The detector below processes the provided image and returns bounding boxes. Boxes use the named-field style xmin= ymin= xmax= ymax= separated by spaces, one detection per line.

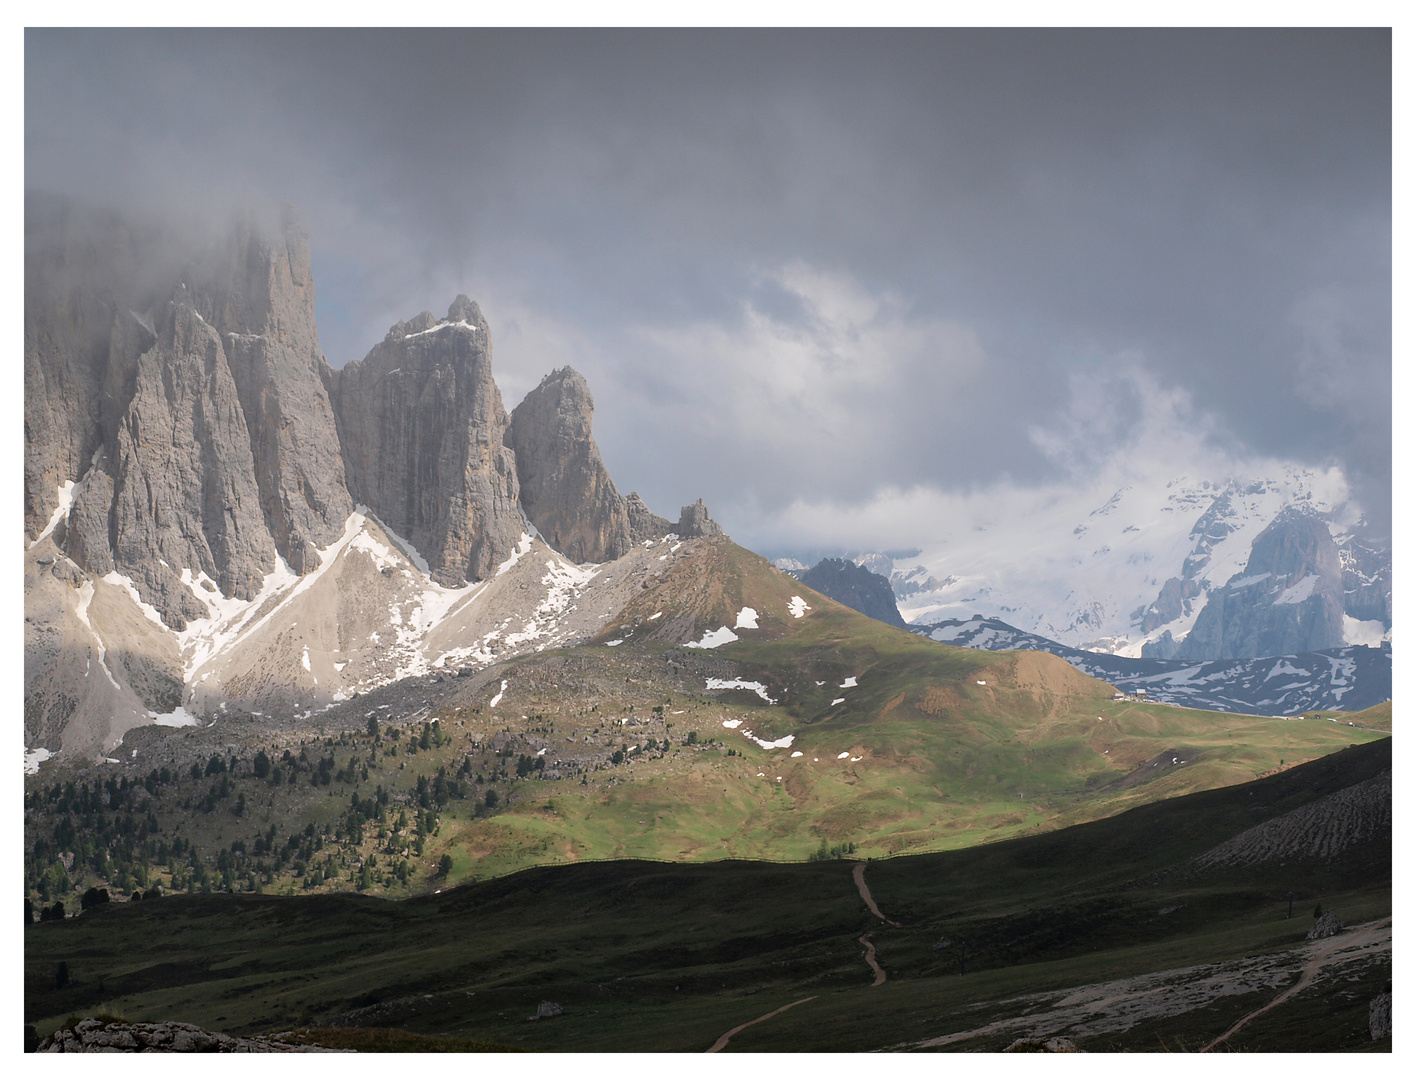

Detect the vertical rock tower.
xmin=328 ymin=296 xmax=524 ymax=585
xmin=507 ymin=367 xmax=632 ymax=564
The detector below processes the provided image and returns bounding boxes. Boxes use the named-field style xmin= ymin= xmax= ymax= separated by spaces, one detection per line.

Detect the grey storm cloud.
xmin=25 ymin=28 xmax=1391 ymax=541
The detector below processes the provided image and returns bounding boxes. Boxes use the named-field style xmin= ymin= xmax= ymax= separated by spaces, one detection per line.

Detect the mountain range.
xmin=23 ymin=201 xmax=1392 ymax=1053
xmin=25 ymin=199 xmax=1393 ymax=765
xmin=777 ymin=471 xmax=1391 ymax=663
xmin=24 ymin=199 xmax=721 ymax=762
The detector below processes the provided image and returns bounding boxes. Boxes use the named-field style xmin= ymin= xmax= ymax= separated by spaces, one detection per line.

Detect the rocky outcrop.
xmin=1306 ymin=910 xmax=1345 ymax=941
xmin=507 ymin=367 xmax=631 ymax=564
xmin=36 ymin=1019 xmax=346 ymax=1052
xmin=1177 ymin=507 xmax=1345 ymax=660
xmin=799 ymin=558 xmax=907 ymax=628
xmin=1369 ymin=990 xmax=1391 ymax=1039
xmin=626 ymin=492 xmax=675 ymax=544
xmin=1004 ymin=1036 xmax=1085 ymax=1052
xmin=677 ymin=498 xmax=724 ymax=539
xmin=329 ymin=297 xmax=523 ymax=586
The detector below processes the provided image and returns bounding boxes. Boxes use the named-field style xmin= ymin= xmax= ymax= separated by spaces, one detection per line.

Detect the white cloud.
xmin=750 ymin=358 xmax=1358 ymax=555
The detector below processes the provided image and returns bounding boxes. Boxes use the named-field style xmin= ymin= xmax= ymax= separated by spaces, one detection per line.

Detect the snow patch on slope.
xmin=706 ymin=677 xmax=777 ymax=704
xmin=74 ymin=581 xmax=120 ymax=689
xmin=1343 ymin=615 xmax=1388 ymax=648
xmin=684 ymin=626 xmax=739 ymax=649
xmin=29 ymin=480 xmax=77 ymax=549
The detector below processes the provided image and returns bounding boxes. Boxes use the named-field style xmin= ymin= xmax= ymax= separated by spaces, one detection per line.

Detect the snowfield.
xmin=889 ymin=467 xmax=1363 ymax=657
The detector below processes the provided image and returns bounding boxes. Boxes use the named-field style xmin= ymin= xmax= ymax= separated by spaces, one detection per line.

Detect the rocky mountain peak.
xmin=26 ymin=201 xmax=352 ymax=628
xmin=798 ymin=557 xmax=907 ymax=628
xmin=625 ymin=492 xmax=675 ymax=544
xmin=1176 ymin=504 xmax=1345 ymax=660
xmin=447 ymin=294 xmax=483 ymax=324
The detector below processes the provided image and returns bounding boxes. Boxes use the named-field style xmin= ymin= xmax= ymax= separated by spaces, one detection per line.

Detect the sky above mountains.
xmin=25 ymin=28 xmax=1392 ymax=549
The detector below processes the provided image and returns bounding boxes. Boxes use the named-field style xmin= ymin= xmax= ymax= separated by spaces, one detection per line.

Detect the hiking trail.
xmin=1200 ymin=917 xmax=1393 ymax=1052
xmin=705 ymin=996 xmax=817 ymax=1053
xmin=853 ymin=861 xmax=901 ymax=927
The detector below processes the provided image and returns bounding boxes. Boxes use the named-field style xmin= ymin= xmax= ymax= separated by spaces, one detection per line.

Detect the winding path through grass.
xmin=853 ymin=861 xmax=901 ymax=926
xmin=1199 ymin=917 xmax=1393 ymax=1052
xmin=859 ymin=934 xmax=887 ymax=986
xmin=705 ymin=996 xmax=818 ymax=1053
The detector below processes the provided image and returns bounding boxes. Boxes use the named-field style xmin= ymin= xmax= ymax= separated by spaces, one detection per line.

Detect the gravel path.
xmin=860 ymin=933 xmax=887 ymax=986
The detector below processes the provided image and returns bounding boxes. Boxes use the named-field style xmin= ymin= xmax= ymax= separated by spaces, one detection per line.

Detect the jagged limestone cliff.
xmin=328 ymin=296 xmax=523 ymax=586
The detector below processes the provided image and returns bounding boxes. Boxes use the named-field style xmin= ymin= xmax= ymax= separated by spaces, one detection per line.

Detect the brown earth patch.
xmin=1007 ymin=651 xmax=1107 ymax=701
xmin=916 ymin=686 xmax=961 ymax=717
xmin=878 ymin=691 xmax=907 ymax=719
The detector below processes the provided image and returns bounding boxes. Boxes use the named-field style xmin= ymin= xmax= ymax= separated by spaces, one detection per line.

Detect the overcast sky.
xmin=24 ymin=28 xmax=1392 ymax=550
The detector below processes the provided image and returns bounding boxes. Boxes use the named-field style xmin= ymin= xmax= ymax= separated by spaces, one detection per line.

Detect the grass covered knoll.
xmin=1295 ymin=700 xmax=1391 ymax=732
xmin=25 ymin=738 xmax=1390 ymax=1052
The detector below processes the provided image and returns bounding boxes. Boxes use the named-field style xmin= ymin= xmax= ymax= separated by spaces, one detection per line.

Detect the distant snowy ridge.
xmin=858 ymin=468 xmax=1388 ymax=658
xmin=917 ymin=615 xmax=1390 ymax=715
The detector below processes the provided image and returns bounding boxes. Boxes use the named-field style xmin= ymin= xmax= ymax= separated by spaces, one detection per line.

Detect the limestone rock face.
xmin=24 ymin=196 xmax=163 ymax=542
xmin=507 ymin=367 xmax=631 ymax=564
xmin=105 ymin=298 xmax=276 ymax=626
xmin=626 ymin=491 xmax=675 ymax=544
xmin=1340 ymin=532 xmax=1392 ymax=627
xmin=25 ymin=201 xmax=353 ymax=628
xmin=329 ymin=296 xmax=523 ymax=585
xmin=189 ymin=210 xmax=354 ymax=572
xmin=677 ymin=498 xmax=724 ymax=539
xmin=1177 ymin=507 xmax=1346 ymax=660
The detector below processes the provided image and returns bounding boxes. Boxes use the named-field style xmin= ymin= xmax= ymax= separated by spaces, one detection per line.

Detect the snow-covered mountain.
xmin=878 ymin=469 xmax=1389 ymax=658
xmin=917 ymin=616 xmax=1390 ymax=716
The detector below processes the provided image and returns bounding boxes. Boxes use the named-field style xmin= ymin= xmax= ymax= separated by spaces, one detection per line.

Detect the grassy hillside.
xmin=25 ymin=738 xmax=1391 ymax=1052
xmin=23 ymin=538 xmax=1387 ymax=903
xmin=1296 ymin=700 xmax=1391 ymax=732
